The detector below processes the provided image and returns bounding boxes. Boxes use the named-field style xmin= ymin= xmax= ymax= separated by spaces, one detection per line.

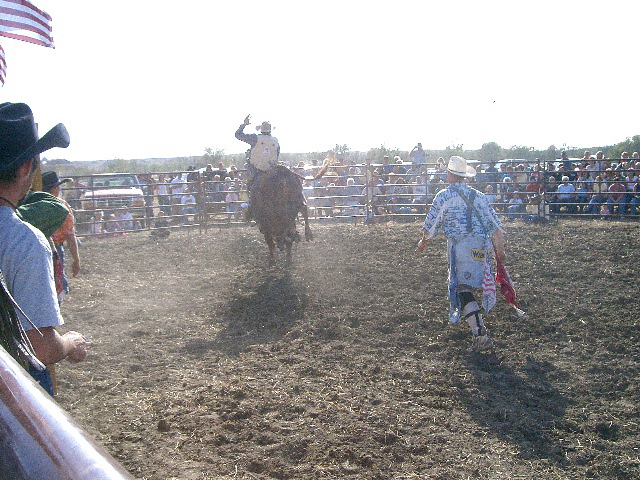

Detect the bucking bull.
xmin=252 ymin=159 xmax=330 ymax=264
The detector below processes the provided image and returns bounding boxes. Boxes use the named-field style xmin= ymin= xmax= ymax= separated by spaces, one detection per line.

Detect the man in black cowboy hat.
xmin=0 ymin=102 xmax=87 ymax=396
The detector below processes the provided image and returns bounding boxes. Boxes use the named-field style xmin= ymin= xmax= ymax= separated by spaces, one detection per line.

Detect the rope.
xmin=0 ymin=271 xmax=44 ymax=371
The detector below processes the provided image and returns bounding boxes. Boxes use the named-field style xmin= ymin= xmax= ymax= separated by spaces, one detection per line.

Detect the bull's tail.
xmin=291 ymin=153 xmax=335 ymax=181
xmin=311 ymin=154 xmax=334 ymax=180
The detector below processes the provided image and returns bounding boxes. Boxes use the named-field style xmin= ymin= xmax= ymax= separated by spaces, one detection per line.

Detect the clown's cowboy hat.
xmin=0 ymin=102 xmax=70 ymax=173
xmin=447 ymin=156 xmax=476 ymax=178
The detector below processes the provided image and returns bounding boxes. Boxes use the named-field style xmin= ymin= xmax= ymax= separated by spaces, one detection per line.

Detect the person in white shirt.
xmin=0 ymin=102 xmax=87 ymax=396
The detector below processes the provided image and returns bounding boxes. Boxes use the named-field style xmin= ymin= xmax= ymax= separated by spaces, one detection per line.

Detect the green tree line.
xmin=46 ymin=135 xmax=640 ymax=177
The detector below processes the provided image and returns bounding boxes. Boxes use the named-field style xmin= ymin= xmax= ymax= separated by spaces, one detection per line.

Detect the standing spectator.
xmin=214 ymin=162 xmax=230 ymax=180
xmin=156 ymin=173 xmax=172 ymax=215
xmin=186 ymin=166 xmax=199 ymax=183
xmin=381 ymin=155 xmax=393 ymax=180
xmin=202 ymin=163 xmax=215 ymax=183
xmin=515 ymin=164 xmax=529 ymax=185
xmin=545 ymin=162 xmax=557 ymax=181
xmin=417 ymin=156 xmax=506 ymax=353
xmin=409 ymin=143 xmax=427 ymax=165
xmin=560 ymin=150 xmax=573 ymax=171
xmin=139 ymin=173 xmax=157 ymax=223
xmin=594 ymin=151 xmax=606 ymax=177
xmin=616 ymin=152 xmax=631 ymax=171
xmin=0 ymin=102 xmax=87 ymax=396
xmin=484 ymin=161 xmax=500 ymax=188
xmin=63 ymin=177 xmax=83 ymax=211
xmin=42 ymin=171 xmax=81 ymax=302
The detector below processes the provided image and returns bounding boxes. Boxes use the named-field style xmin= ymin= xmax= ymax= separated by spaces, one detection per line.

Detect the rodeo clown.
xmin=234 ymin=114 xmax=280 ymax=220
xmin=417 ymin=156 xmax=507 ymax=353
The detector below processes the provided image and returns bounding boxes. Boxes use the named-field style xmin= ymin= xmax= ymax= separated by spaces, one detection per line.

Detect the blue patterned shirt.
xmin=421 ymin=183 xmax=503 ymax=239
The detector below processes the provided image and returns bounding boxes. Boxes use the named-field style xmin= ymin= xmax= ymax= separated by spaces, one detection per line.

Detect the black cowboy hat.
xmin=42 ymin=170 xmax=71 ymax=192
xmin=0 ymin=102 xmax=70 ymax=173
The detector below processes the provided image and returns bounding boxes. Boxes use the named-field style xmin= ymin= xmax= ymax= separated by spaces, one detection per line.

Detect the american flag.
xmin=494 ymin=249 xmax=526 ymax=318
xmin=481 ymin=256 xmax=497 ymax=314
xmin=0 ymin=45 xmax=5 ymax=85
xmin=0 ymin=0 xmax=54 ymax=48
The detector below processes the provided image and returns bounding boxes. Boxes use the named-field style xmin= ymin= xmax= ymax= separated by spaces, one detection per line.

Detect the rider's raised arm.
xmin=235 ymin=123 xmax=258 ymax=147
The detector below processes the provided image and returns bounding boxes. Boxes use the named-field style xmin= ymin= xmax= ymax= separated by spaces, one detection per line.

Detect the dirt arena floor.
xmin=56 ymin=219 xmax=639 ymax=479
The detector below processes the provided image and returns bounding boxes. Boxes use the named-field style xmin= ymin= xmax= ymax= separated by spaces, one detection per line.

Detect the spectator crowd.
xmin=62 ymin=150 xmax=640 ymax=235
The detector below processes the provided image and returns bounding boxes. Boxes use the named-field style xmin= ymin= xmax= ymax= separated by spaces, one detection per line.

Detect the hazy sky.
xmin=2 ymin=1 xmax=639 ymax=162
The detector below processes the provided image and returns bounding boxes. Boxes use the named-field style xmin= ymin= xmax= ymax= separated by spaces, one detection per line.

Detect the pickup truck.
xmin=80 ymin=173 xmax=146 ymax=216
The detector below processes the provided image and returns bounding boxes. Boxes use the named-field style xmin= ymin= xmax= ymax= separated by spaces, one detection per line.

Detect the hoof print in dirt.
xmin=157 ymin=419 xmax=171 ymax=433
xmin=594 ymin=422 xmax=619 ymax=440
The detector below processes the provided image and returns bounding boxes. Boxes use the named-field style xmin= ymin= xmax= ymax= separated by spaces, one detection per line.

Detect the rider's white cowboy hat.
xmin=256 ymin=121 xmax=273 ymax=134
xmin=447 ymin=156 xmax=476 ymax=178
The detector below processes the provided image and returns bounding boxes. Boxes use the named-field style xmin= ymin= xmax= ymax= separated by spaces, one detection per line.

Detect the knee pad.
xmin=461 ymin=300 xmax=486 ymax=337
xmin=459 ymin=291 xmax=476 ymax=308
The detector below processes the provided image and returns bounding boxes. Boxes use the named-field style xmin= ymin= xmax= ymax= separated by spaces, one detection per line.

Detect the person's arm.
xmin=26 ymin=327 xmax=87 ymax=365
xmin=416 ymin=233 xmax=430 ymax=253
xmin=66 ymin=233 xmax=80 ymax=276
xmin=491 ymin=228 xmax=507 ymax=264
xmin=235 ymin=114 xmax=257 ymax=147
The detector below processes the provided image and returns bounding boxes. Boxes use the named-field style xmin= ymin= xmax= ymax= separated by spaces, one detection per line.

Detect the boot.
xmin=469 ymin=334 xmax=494 ymax=353
xmin=462 ymin=301 xmax=494 ymax=353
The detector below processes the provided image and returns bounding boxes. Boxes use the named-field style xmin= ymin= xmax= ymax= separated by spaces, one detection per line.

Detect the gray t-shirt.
xmin=0 ymin=206 xmax=64 ymax=331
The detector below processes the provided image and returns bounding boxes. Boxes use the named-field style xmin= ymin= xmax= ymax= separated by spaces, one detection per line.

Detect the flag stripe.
xmin=0 ymin=17 xmax=51 ymax=38
xmin=0 ymin=0 xmax=51 ymax=20
xmin=0 ymin=5 xmax=52 ymax=31
xmin=0 ymin=0 xmax=53 ymax=47
xmin=0 ymin=45 xmax=6 ymax=85
xmin=0 ymin=29 xmax=49 ymax=47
